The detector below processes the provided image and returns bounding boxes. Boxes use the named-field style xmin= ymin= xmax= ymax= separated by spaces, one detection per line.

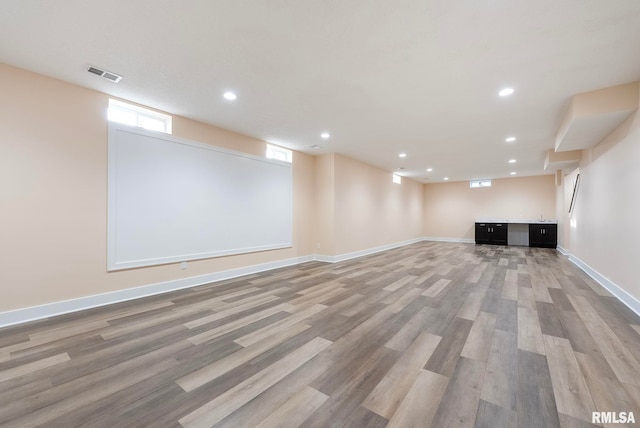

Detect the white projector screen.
xmin=107 ymin=124 xmax=292 ymax=271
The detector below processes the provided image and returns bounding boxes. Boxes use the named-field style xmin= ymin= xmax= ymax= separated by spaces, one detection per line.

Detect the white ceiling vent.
xmin=87 ymin=65 xmax=122 ymax=83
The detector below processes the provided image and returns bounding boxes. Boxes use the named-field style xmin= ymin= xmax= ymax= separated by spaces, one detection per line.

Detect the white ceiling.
xmin=1 ymin=1 xmax=640 ymax=183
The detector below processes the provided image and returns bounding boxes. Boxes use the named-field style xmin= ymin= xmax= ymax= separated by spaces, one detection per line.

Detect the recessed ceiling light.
xmin=310 ymin=145 xmax=322 ymax=149
xmin=508 ymin=159 xmax=517 ymax=164
xmin=443 ymin=177 xmax=449 ymax=181
xmin=510 ymin=172 xmax=517 ymax=175
xmin=426 ymin=168 xmax=433 ymax=172
xmin=505 ymin=137 xmax=516 ymax=142
xmin=499 ymin=87 xmax=514 ymax=97
xmin=397 ymin=167 xmax=405 ymax=170
xmin=320 ymin=132 xmax=330 ymax=139
xmin=399 ymin=153 xmax=407 ymax=158
xmin=223 ymin=91 xmax=237 ymax=100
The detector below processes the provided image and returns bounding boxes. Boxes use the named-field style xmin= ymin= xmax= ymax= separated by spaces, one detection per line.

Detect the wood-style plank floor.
xmin=1 ymin=242 xmax=640 ymax=427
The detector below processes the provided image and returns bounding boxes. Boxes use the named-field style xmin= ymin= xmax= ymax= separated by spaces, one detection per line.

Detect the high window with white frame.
xmin=108 ymin=99 xmax=172 ymax=134
xmin=266 ymin=144 xmax=292 ymax=163
xmin=470 ymin=179 xmax=492 ymax=188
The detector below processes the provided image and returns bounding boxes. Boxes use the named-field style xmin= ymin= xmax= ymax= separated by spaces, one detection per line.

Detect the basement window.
xmin=266 ymin=144 xmax=292 ymax=163
xmin=393 ymin=174 xmax=402 ymax=184
xmin=108 ymin=99 xmax=172 ymax=134
xmin=470 ymin=179 xmax=492 ymax=188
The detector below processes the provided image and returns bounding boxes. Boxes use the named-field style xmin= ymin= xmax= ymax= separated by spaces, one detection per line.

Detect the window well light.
xmin=508 ymin=159 xmax=517 ymax=164
xmin=399 ymin=153 xmax=407 ymax=158
xmin=108 ymin=98 xmax=172 ymax=134
xmin=266 ymin=144 xmax=292 ymax=163
xmin=499 ymin=87 xmax=514 ymax=97
xmin=223 ymin=91 xmax=237 ymax=101
xmin=505 ymin=137 xmax=516 ymax=142
xmin=320 ymin=132 xmax=330 ymax=139
xmin=470 ymin=179 xmax=492 ymax=188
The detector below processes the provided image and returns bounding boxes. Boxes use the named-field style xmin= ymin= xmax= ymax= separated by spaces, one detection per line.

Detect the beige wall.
xmin=0 ymin=63 xmax=425 ymax=313
xmin=6 ymin=60 xmax=633 ymax=315
xmin=556 ymin=168 xmax=580 ymax=250
xmin=555 ymin=172 xmax=565 ymax=249
xmin=0 ymin=63 xmax=316 ymax=312
xmin=311 ymin=153 xmax=424 ymax=257
xmin=314 ymin=154 xmax=335 ymax=255
xmin=565 ymin=87 xmax=640 ymax=301
xmin=423 ymin=175 xmax=556 ymax=240
xmin=332 ymin=154 xmax=424 ymax=255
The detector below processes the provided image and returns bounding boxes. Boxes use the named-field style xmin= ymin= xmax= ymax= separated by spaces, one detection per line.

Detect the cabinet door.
xmin=491 ymin=223 xmax=508 ymax=245
xmin=541 ymin=224 xmax=557 ymax=248
xmin=475 ymin=223 xmax=490 ymax=244
xmin=529 ymin=224 xmax=553 ymax=247
xmin=529 ymin=224 xmax=542 ymax=246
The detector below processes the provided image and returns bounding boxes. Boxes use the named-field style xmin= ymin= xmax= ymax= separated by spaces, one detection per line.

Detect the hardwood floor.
xmin=1 ymin=241 xmax=640 ymax=427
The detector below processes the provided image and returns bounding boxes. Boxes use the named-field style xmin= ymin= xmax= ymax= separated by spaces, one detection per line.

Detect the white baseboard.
xmin=423 ymin=236 xmax=475 ymax=244
xmin=314 ymin=238 xmax=424 ymax=263
xmin=0 ymin=236 xmax=425 ymax=328
xmin=11 ymin=236 xmax=611 ymax=329
xmin=0 ymin=255 xmax=314 ymax=329
xmin=556 ymin=245 xmax=570 ymax=255
xmin=568 ymin=254 xmax=640 ymax=317
xmin=313 ymin=254 xmax=336 ymax=263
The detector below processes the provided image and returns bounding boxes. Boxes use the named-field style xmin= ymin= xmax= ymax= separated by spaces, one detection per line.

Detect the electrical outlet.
xmin=181 ymin=261 xmax=187 ymax=270
xmin=316 ymin=243 xmax=321 ymax=249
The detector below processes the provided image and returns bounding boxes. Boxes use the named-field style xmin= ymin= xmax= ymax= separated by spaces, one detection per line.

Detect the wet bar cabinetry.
xmin=474 ymin=222 xmax=508 ymax=245
xmin=475 ymin=219 xmax=557 ymax=248
xmin=529 ymin=223 xmax=558 ymax=248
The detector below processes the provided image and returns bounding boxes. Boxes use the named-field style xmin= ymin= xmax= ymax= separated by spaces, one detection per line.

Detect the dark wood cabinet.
xmin=475 ymin=223 xmax=508 ymax=245
xmin=475 ymin=223 xmax=490 ymax=244
xmin=529 ymin=223 xmax=557 ymax=248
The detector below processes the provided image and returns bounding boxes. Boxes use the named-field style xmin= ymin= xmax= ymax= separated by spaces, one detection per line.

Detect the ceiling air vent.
xmin=87 ymin=65 xmax=122 ymax=83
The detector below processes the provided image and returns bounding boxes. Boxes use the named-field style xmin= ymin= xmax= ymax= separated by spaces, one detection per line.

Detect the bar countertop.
xmin=474 ymin=218 xmax=558 ymax=224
